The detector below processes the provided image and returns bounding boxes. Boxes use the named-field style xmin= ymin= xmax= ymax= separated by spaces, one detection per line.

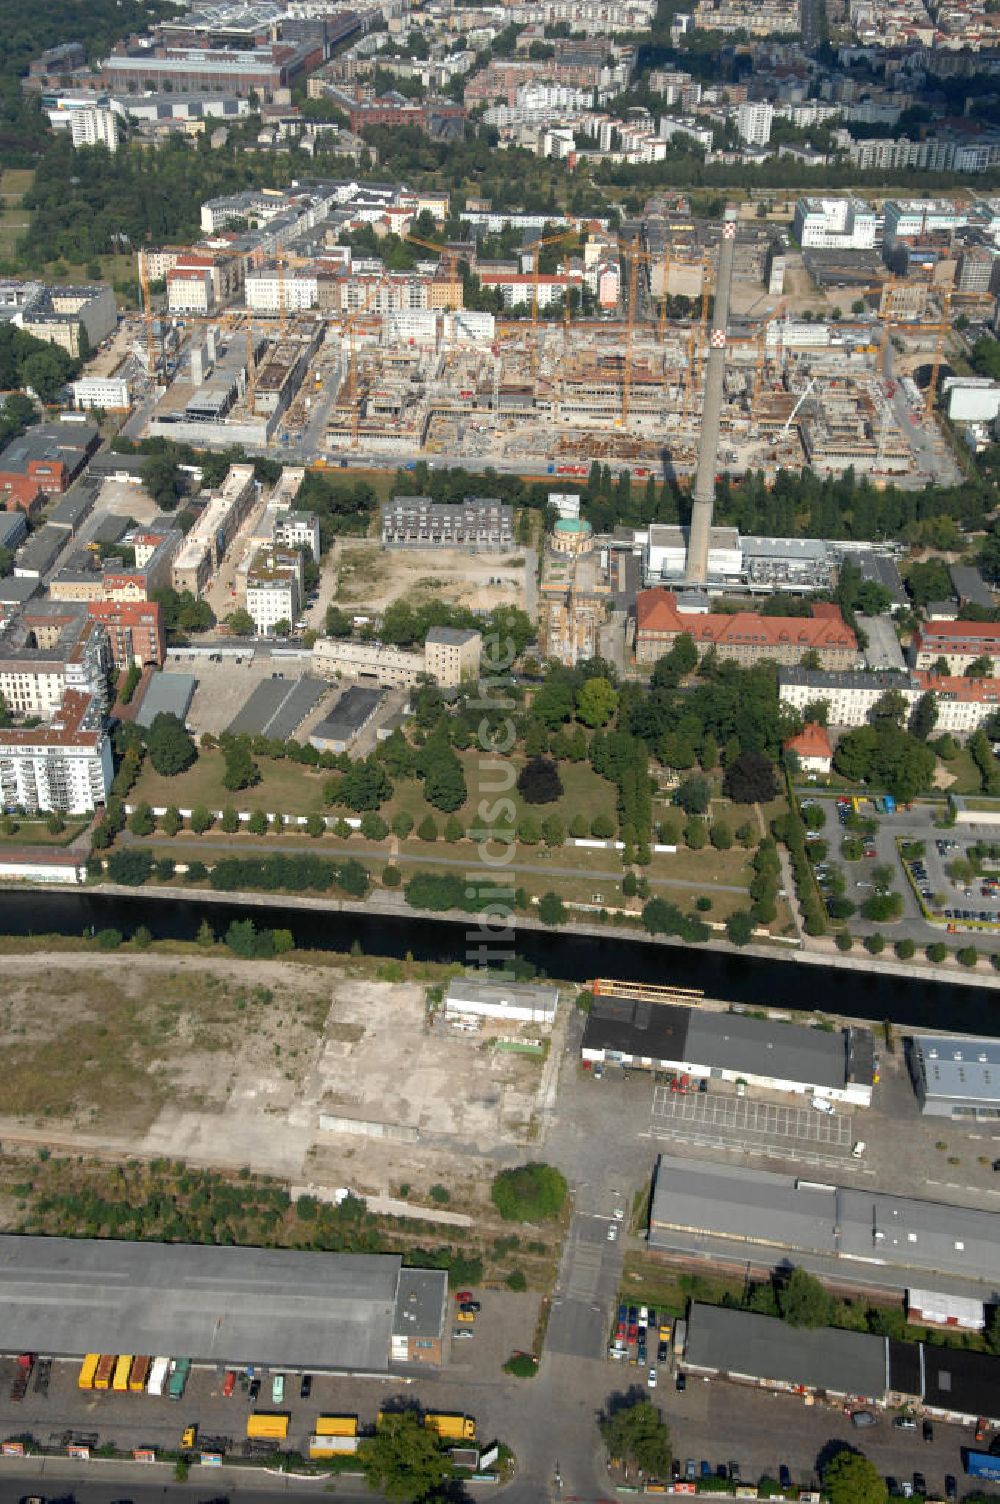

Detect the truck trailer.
xmin=147 ymin=1357 xmax=170 ymax=1397
xmin=130 ymin=1356 xmax=152 ymax=1392
xmin=168 ymin=1358 xmax=191 ymax=1401
xmin=247 ymin=1413 xmax=290 ymax=1440
xmin=315 ymin=1416 xmax=358 ymax=1436
xmin=112 ymin=1355 xmax=133 ymax=1392
xmin=424 ymin=1414 xmax=476 ymax=1441
xmin=94 ymin=1355 xmax=116 ymax=1391
xmin=78 ymin=1354 xmax=100 ymax=1391
xmin=309 ymin=1434 xmax=359 ymax=1458
xmin=965 ymin=1451 xmax=1000 ymax=1481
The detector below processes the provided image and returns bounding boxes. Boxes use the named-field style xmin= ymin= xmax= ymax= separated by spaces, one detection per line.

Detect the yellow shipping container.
xmin=247 ymin=1413 xmax=290 ymax=1440
xmin=112 ymin=1355 xmax=133 ymax=1392
xmin=315 ymin=1415 xmax=358 ymax=1437
xmin=78 ymin=1354 xmax=101 ymax=1391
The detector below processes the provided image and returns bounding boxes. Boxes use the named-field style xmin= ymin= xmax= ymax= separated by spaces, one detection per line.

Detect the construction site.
xmin=131 ymin=216 xmax=962 ymax=493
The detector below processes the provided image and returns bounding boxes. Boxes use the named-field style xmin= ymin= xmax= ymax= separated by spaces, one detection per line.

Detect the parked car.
xmin=647 ymin=1368 xmax=657 ymax=1389
xmin=452 ymin=1330 xmax=474 ymax=1340
xmin=913 ymin=1472 xmax=927 ymax=1497
xmin=851 ymin=1411 xmax=876 ymax=1427
xmin=300 ymin=1374 xmax=312 ymax=1400
xmin=685 ymin=1460 xmax=696 ymax=1481
xmin=922 ymin=1420 xmax=933 ymax=1444
xmin=460 ymin=1300 xmax=482 ymax=1313
xmin=812 ymin=1098 xmax=835 ymax=1114
xmin=945 ymin=1476 xmax=957 ymax=1501
xmin=779 ymin=1466 xmax=792 ymax=1491
xmin=456 ymin=1290 xmax=474 ymax=1303
xmin=894 ymin=1417 xmax=917 ymax=1430
xmin=456 ymin=1310 xmax=475 ymax=1324
xmin=607 ymin=1224 xmax=618 ymax=1241
xmin=657 ymin=1341 xmax=668 ymax=1363
xmin=272 ymin=1374 xmax=284 ymax=1404
xmin=222 ymin=1371 xmax=236 ymax=1398
xmin=248 ymin=1378 xmax=261 ymax=1403
xmin=676 ymin=1372 xmax=686 ymax=1392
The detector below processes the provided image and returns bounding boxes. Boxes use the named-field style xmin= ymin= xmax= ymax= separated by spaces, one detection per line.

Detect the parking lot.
xmin=650 ymin=1085 xmax=857 ymax=1165
xmin=801 ymin=794 xmax=1000 ymax=951
xmin=0 ymin=1285 xmax=540 ymax=1464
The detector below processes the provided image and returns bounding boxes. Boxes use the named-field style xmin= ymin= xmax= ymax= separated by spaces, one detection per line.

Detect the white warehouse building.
xmin=444 ymin=977 xmax=560 ymax=1025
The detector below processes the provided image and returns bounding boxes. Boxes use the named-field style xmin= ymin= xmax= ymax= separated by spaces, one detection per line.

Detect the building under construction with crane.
xmin=133 ymin=193 xmax=955 ymax=495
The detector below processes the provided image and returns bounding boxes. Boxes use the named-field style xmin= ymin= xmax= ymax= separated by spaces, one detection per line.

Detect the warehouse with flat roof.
xmin=909 ymin=1034 xmax=1000 ymax=1121
xmin=581 ymin=1000 xmax=873 ymax=1106
xmin=0 ymin=1237 xmax=441 ymax=1372
xmin=649 ymin=1154 xmax=1000 ymax=1293
xmin=682 ymin=1303 xmax=1000 ymax=1423
xmin=135 ymin=670 xmax=196 ymax=729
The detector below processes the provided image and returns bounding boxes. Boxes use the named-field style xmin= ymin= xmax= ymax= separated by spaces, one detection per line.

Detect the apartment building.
xmin=792 ymin=197 xmax=877 ymax=250
xmin=779 ymin=666 xmax=1000 ymax=735
xmin=312 ymin=638 xmax=425 ymax=688
xmin=736 ymin=101 xmax=774 ymax=145
xmin=71 ymin=374 xmax=131 ymax=412
xmin=17 ymin=285 xmax=117 ymax=358
xmin=0 ymin=603 xmax=109 ymax=718
xmin=381 ymin=496 xmax=513 ymax=551
xmin=273 ymin=510 xmax=321 ymax=559
xmin=70 ymin=106 xmax=121 ymax=153
xmin=171 ymin=464 xmax=257 ymax=596
xmin=245 ymin=548 xmax=303 ymax=635
xmin=0 ymin=690 xmax=113 ymax=814
xmin=911 ymin=619 xmax=1000 ymax=673
xmin=86 ymin=601 xmax=166 ymax=669
xmin=635 ymin=591 xmax=858 ymax=669
xmin=425 ymin=626 xmax=482 ymax=686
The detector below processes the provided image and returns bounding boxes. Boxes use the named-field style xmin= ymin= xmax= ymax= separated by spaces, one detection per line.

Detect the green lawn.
xmin=0 ymin=169 xmax=33 ymax=263
xmin=0 ymin=819 xmax=88 ymax=847
xmin=131 ymin=749 xmax=327 ymax=815
xmin=381 ymin=752 xmax=616 ymax=834
xmin=938 ymin=747 xmax=987 ymax=797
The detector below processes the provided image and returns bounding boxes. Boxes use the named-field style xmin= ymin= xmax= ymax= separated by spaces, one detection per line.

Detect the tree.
xmin=161 ymin=805 xmax=182 ymax=836
xmin=491 ymin=1162 xmax=568 ymax=1221
xmin=780 ymin=1266 xmax=836 ymax=1327
xmin=225 ymin=607 xmax=255 ymax=636
xmin=129 ymin=802 xmax=155 ymax=837
xmin=599 ymin=1399 xmax=672 ymax=1482
xmin=538 ymin=890 xmax=567 ymax=925
xmin=106 ymin=848 xmax=154 ymax=886
xmin=542 ymin=812 xmax=565 ymax=847
xmin=417 ymin=736 xmax=466 ymax=812
xmin=190 ymin=804 xmax=213 ymax=834
xmin=674 ymin=775 xmax=710 ymax=815
xmin=967 ymin=654 xmax=995 ymax=679
xmin=591 ymin=813 xmax=615 ymax=838
xmin=723 ymin=751 xmax=778 ymax=805
xmin=141 ymin=451 xmax=183 ymax=509
xmin=325 ymin=604 xmax=353 ymax=637
xmin=726 ymin=910 xmax=755 ymax=946
xmin=224 ymin=743 xmax=260 ymax=791
xmin=305 ymin=811 xmax=327 ymax=838
xmin=822 ymin=1448 xmax=888 ymax=1504
xmin=248 ymin=808 xmax=268 ymax=836
xmin=870 ymin=688 xmax=908 ymax=729
xmin=220 ymin=805 xmax=240 ymax=834
xmin=910 ymin=691 xmax=938 ymax=741
xmin=357 ymin=1411 xmax=454 ymax=1504
xmin=330 ymin=759 xmax=393 ymax=811
xmin=576 ymin=675 xmax=618 ymax=728
xmin=145 ymin=711 xmax=195 ymax=776
xmin=518 ymin=756 xmax=564 ymax=805
xmin=444 ymin=814 xmax=464 ymax=842
xmin=417 ymin=815 xmax=437 ymax=842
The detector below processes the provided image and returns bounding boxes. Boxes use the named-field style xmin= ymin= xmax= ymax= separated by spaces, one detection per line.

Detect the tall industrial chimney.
xmin=685 ymin=206 xmax=739 ymax=585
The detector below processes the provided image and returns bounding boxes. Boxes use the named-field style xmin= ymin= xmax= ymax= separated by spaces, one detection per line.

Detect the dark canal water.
xmin=2 ymin=888 xmax=999 ymax=1034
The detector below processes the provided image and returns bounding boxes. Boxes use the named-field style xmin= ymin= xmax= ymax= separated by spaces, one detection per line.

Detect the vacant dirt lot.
xmin=0 ymin=953 xmax=550 ymax=1201
xmin=335 ymin=540 xmax=530 ymax=614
